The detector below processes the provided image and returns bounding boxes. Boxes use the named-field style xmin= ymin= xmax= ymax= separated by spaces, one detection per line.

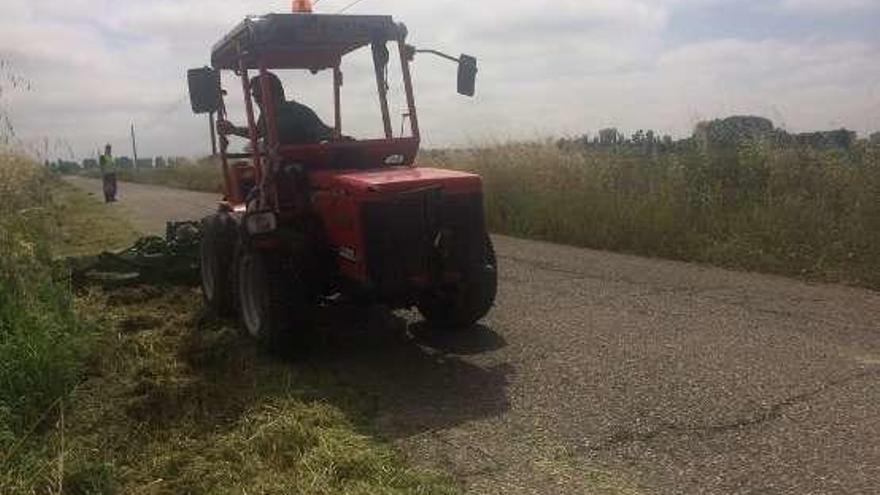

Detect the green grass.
xmin=0 ymin=153 xmax=106 ymax=491
xmin=425 ymin=140 xmax=880 ymax=289
xmin=50 ymin=182 xmax=140 ymax=257
xmin=0 ymin=155 xmax=77 ymax=430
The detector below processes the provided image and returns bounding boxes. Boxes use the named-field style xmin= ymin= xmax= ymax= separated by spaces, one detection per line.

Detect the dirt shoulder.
xmin=64 ymin=175 xmax=219 ymax=235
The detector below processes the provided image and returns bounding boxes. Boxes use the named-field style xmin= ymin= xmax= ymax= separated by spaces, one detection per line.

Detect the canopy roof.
xmin=211 ymin=14 xmax=404 ymax=71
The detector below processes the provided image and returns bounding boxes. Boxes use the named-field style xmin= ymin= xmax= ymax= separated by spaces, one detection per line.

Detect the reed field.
xmin=424 ymin=139 xmax=880 ymax=289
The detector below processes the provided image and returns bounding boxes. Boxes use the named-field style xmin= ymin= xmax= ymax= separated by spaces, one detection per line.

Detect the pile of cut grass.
xmin=56 ymin=286 xmax=457 ymax=494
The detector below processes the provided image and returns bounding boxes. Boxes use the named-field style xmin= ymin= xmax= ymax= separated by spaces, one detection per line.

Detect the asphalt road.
xmin=66 ymin=176 xmax=880 ymax=495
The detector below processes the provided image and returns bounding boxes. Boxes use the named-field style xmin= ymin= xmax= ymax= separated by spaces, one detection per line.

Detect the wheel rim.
xmin=239 ymin=252 xmax=266 ymax=338
xmin=200 ymin=237 xmax=216 ymax=299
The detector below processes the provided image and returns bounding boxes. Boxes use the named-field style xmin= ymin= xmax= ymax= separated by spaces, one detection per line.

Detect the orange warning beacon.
xmin=292 ymin=0 xmax=313 ymax=13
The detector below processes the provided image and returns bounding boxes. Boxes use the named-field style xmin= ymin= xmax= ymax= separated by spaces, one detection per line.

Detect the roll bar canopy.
xmin=211 ymin=14 xmax=406 ymax=71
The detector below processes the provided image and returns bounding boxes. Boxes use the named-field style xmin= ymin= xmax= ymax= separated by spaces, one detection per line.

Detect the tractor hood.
xmin=310 ymin=167 xmax=483 ymax=197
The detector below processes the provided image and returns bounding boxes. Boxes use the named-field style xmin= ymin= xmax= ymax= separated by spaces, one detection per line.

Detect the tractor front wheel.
xmin=417 ymin=235 xmax=498 ymax=329
xmin=236 ymin=247 xmax=315 ymax=351
xmin=200 ymin=213 xmax=236 ymax=317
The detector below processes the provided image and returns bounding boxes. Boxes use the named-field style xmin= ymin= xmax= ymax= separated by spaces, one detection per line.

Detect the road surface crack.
xmin=499 ymin=253 xmax=733 ymax=296
xmin=586 ymin=368 xmax=879 ymax=453
xmin=498 ymin=254 xmax=606 ymax=281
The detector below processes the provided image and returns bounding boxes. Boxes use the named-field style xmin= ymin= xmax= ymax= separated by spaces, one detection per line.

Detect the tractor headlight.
xmin=384 ymin=154 xmax=405 ymax=165
xmin=245 ymin=212 xmax=277 ymax=235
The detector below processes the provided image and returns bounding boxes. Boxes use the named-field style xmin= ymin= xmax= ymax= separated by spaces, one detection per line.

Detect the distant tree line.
xmin=557 ymin=115 xmax=878 ymax=155
xmin=63 ymin=155 xmax=193 ymax=173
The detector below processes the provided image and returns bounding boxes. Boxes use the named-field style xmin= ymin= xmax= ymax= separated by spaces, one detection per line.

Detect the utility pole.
xmin=209 ymin=111 xmax=218 ymax=156
xmin=131 ymin=123 xmax=139 ymax=170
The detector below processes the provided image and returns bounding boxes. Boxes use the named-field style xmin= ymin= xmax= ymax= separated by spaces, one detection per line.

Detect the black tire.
xmin=199 ymin=213 xmax=236 ymax=317
xmin=235 ymin=247 xmax=315 ymax=351
xmin=417 ymin=234 xmax=498 ymax=329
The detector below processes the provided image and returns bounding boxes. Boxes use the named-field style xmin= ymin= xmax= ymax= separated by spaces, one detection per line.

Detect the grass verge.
xmin=49 ymin=181 xmax=140 ymax=257
xmin=3 ymin=155 xmax=457 ymax=493
xmin=83 ymin=156 xmax=222 ymax=194
xmin=0 ymin=153 xmax=108 ymax=491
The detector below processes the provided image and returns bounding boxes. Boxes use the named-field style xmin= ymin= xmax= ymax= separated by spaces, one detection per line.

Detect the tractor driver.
xmin=217 ymin=72 xmax=335 ymax=146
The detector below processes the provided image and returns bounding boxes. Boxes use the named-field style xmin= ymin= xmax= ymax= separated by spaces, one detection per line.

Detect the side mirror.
xmin=457 ymin=55 xmax=478 ymax=97
xmin=187 ymin=67 xmax=220 ymax=114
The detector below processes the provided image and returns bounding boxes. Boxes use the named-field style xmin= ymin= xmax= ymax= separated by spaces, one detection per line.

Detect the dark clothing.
xmin=102 ymin=173 xmax=117 ymax=203
xmin=258 ymin=100 xmax=333 ymax=145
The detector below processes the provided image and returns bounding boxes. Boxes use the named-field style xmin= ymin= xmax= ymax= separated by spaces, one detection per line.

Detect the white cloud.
xmin=649 ymin=38 xmax=880 ymax=133
xmin=0 ymin=0 xmax=878 ymax=161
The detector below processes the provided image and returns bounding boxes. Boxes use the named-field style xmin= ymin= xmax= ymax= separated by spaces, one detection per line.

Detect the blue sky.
xmin=1 ymin=0 xmax=878 ymax=161
xmin=667 ymin=1 xmax=880 ymax=45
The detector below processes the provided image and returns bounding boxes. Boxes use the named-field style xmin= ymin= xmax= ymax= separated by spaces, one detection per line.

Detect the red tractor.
xmin=187 ymin=8 xmax=496 ymax=347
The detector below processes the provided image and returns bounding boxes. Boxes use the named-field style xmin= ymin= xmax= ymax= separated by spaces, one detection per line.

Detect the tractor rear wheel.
xmin=200 ymin=213 xmax=236 ymax=317
xmin=236 ymin=247 xmax=315 ymax=351
xmin=417 ymin=235 xmax=498 ymax=329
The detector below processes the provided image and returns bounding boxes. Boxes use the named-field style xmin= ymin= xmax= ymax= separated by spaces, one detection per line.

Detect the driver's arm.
xmin=313 ymin=116 xmax=355 ymax=142
xmin=217 ymin=119 xmax=264 ymax=139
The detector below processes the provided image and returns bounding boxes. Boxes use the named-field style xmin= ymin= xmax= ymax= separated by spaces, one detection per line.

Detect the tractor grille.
xmin=436 ymin=193 xmax=487 ymax=267
xmin=361 ymin=191 xmax=484 ymax=297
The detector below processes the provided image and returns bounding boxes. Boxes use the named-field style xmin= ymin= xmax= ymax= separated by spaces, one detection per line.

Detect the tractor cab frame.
xmin=189 ymin=14 xmax=476 ymax=209
xmin=188 ymin=12 xmax=495 ymax=349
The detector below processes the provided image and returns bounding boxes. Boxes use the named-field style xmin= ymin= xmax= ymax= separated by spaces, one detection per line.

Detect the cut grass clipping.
xmin=56 ymin=286 xmax=456 ymax=494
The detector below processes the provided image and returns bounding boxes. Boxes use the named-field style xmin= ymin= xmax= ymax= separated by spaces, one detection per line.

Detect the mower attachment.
xmin=68 ymin=222 xmax=202 ymax=288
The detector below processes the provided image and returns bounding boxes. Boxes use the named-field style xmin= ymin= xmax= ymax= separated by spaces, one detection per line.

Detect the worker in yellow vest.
xmin=99 ymin=144 xmax=118 ymax=203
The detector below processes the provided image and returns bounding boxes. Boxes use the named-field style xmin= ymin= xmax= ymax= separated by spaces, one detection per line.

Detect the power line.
xmin=137 ymin=94 xmax=189 ymax=132
xmin=337 ymin=0 xmax=370 ymax=13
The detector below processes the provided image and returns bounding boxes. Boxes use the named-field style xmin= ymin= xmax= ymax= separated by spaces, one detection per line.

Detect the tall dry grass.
xmin=426 ymin=140 xmax=880 ymax=288
xmin=0 ymin=152 xmax=96 ymax=490
xmin=90 ymin=139 xmax=880 ymax=288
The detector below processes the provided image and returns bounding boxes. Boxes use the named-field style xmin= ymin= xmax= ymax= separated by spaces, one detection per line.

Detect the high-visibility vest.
xmin=100 ymin=154 xmax=116 ymax=173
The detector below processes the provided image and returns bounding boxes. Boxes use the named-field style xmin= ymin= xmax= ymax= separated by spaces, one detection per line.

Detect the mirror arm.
xmin=414 ymin=49 xmax=461 ymax=65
